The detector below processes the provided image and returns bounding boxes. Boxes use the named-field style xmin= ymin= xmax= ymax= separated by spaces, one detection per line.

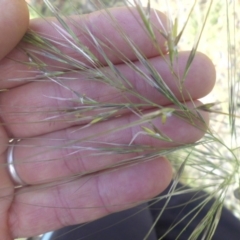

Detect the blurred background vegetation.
xmin=19 ymin=0 xmax=240 ymax=239
xmin=27 ymin=0 xmax=126 ymax=16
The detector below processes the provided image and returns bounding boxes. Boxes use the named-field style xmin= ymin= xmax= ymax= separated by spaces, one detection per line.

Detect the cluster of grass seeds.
xmin=14 ymin=0 xmax=240 ymax=239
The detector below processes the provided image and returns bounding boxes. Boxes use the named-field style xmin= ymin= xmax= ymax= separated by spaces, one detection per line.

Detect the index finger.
xmin=0 ymin=0 xmax=29 ymax=60
xmin=0 ymin=7 xmax=168 ymax=89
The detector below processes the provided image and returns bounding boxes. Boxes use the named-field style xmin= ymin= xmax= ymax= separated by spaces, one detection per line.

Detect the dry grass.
xmin=15 ymin=0 xmax=240 ymax=239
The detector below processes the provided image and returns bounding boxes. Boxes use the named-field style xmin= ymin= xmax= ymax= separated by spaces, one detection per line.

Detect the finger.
xmin=9 ymin=158 xmax=172 ymax=238
xmin=0 ymin=127 xmax=12 ymax=239
xmin=12 ymin=100 xmax=208 ymax=185
xmin=0 ymin=0 xmax=29 ymax=238
xmin=0 ymin=52 xmax=215 ymax=137
xmin=0 ymin=7 xmax=168 ymax=89
xmin=0 ymin=0 xmax=29 ymax=61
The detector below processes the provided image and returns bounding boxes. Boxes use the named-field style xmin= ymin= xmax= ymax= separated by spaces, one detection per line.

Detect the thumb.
xmin=0 ymin=0 xmax=29 ymax=60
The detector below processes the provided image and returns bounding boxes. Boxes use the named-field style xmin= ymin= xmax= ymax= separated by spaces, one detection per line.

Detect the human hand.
xmin=0 ymin=1 xmax=215 ymax=239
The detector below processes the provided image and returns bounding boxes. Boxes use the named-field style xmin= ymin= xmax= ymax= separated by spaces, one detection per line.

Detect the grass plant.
xmin=12 ymin=0 xmax=240 ymax=239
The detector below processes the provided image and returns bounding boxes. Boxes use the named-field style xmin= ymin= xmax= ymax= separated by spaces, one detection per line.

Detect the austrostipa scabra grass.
xmin=2 ymin=0 xmax=239 ymax=239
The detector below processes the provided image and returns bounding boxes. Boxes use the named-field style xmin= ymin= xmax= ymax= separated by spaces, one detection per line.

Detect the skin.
xmin=0 ymin=1 xmax=216 ymax=239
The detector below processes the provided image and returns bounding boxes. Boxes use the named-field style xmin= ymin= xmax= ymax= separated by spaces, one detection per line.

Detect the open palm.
xmin=0 ymin=1 xmax=215 ymax=239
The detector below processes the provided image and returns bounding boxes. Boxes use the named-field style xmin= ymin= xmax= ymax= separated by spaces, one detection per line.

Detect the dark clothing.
xmin=39 ymin=183 xmax=240 ymax=240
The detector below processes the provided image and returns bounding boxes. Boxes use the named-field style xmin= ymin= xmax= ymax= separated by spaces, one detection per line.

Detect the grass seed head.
xmin=7 ymin=0 xmax=240 ymax=239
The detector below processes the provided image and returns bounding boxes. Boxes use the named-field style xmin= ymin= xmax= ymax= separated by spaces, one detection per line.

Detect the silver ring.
xmin=7 ymin=139 xmax=27 ymax=187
